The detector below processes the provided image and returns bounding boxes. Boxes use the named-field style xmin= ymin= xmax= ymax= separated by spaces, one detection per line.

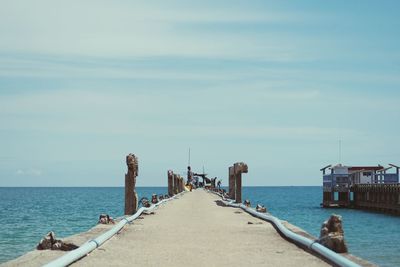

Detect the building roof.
xmin=348 ymin=166 xmax=384 ymax=171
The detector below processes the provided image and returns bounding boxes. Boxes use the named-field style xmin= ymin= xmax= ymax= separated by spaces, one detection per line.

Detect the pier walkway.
xmin=73 ymin=190 xmax=328 ymax=267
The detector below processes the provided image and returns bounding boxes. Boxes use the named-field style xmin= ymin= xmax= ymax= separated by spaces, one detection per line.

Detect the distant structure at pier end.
xmin=321 ymin=163 xmax=400 ymax=214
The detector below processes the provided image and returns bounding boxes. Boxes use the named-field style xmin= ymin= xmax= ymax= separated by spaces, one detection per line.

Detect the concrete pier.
xmin=2 ymin=189 xmax=375 ymax=267
xmin=72 ymin=190 xmax=327 ymax=267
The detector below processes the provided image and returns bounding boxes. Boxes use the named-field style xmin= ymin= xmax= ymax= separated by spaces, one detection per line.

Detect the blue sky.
xmin=0 ymin=0 xmax=399 ymax=186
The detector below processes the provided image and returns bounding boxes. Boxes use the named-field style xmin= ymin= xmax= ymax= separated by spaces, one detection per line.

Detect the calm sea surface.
xmin=0 ymin=186 xmax=399 ymax=266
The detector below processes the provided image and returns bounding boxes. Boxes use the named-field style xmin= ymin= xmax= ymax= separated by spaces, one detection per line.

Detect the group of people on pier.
xmin=186 ymin=166 xmax=222 ymax=190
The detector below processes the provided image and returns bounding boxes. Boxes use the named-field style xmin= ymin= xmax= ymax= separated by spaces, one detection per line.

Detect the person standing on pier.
xmin=187 ymin=166 xmax=193 ymax=191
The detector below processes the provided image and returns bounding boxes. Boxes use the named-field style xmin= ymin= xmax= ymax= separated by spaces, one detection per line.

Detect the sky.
xmin=0 ymin=0 xmax=399 ymax=186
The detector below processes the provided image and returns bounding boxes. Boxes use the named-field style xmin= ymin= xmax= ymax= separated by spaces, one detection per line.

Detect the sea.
xmin=0 ymin=187 xmax=399 ymax=267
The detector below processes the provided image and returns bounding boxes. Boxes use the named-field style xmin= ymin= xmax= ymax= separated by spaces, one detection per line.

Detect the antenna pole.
xmin=188 ymin=148 xmax=191 ymax=166
xmin=339 ymin=140 xmax=342 ymax=164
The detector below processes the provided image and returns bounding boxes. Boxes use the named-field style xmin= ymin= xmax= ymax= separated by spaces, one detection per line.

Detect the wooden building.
xmin=321 ymin=163 xmax=400 ymax=214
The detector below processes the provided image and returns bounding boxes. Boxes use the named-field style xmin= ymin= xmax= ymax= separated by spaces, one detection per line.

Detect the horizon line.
xmin=0 ymin=185 xmax=322 ymax=188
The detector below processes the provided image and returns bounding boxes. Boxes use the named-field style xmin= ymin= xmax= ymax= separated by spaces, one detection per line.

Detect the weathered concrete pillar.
xmin=168 ymin=170 xmax=174 ymax=196
xmin=173 ymin=174 xmax=178 ymax=194
xmin=235 ymin=172 xmax=242 ymax=204
xmin=228 ymin=162 xmax=248 ymax=203
xmin=125 ymin=153 xmax=139 ymax=215
xmin=176 ymin=175 xmax=180 ymax=193
xmin=172 ymin=174 xmax=176 ymax=194
xmin=229 ymin=166 xmax=235 ymax=199
xmin=234 ymin=162 xmax=248 ymax=203
xmin=180 ymin=177 xmax=184 ymax=192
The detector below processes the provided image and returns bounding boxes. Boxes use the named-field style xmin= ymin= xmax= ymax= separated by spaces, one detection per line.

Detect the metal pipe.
xmin=43 ymin=192 xmax=185 ymax=267
xmin=222 ymin=200 xmax=360 ymax=267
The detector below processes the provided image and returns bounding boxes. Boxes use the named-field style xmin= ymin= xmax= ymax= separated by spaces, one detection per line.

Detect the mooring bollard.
xmin=125 ymin=153 xmax=139 ymax=215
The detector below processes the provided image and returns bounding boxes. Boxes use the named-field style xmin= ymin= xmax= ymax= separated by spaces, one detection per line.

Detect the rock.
xmin=98 ymin=214 xmax=114 ymax=224
xmin=37 ymin=231 xmax=55 ymax=250
xmin=140 ymin=197 xmax=151 ymax=208
xmin=37 ymin=232 xmax=78 ymax=251
xmin=64 ymin=243 xmax=79 ymax=251
xmin=318 ymin=214 xmax=348 ymax=253
xmin=256 ymin=204 xmax=267 ymax=213
xmin=151 ymin=194 xmax=158 ymax=204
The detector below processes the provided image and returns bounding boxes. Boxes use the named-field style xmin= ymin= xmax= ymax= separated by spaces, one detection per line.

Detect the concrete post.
xmin=168 ymin=170 xmax=174 ymax=196
xmin=180 ymin=177 xmax=184 ymax=192
xmin=229 ymin=162 xmax=248 ymax=203
xmin=125 ymin=153 xmax=139 ymax=215
xmin=229 ymin=166 xmax=235 ymax=199
xmin=173 ymin=174 xmax=178 ymax=194
xmin=235 ymin=172 xmax=242 ymax=203
xmin=172 ymin=174 xmax=176 ymax=194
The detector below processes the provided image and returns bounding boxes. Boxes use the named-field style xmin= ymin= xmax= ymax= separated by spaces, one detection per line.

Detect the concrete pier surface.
xmin=73 ymin=189 xmax=328 ymax=267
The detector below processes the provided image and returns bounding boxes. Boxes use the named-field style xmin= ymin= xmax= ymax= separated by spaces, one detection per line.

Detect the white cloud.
xmin=0 ymin=1 xmax=311 ymax=61
xmin=0 ymin=88 xmax=355 ymax=141
xmin=15 ymin=168 xmax=42 ymax=176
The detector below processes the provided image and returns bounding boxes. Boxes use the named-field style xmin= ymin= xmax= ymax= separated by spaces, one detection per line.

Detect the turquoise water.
xmin=0 ymin=187 xmax=399 ymax=266
xmin=0 ymin=187 xmax=166 ymax=264
xmin=242 ymin=187 xmax=400 ymax=267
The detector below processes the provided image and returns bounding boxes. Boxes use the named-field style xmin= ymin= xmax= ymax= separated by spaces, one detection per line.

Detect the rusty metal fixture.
xmin=98 ymin=214 xmax=115 ymax=224
xmin=139 ymin=197 xmax=151 ymax=208
xmin=256 ymin=204 xmax=267 ymax=213
xmin=37 ymin=232 xmax=79 ymax=251
xmin=151 ymin=194 xmax=158 ymax=204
